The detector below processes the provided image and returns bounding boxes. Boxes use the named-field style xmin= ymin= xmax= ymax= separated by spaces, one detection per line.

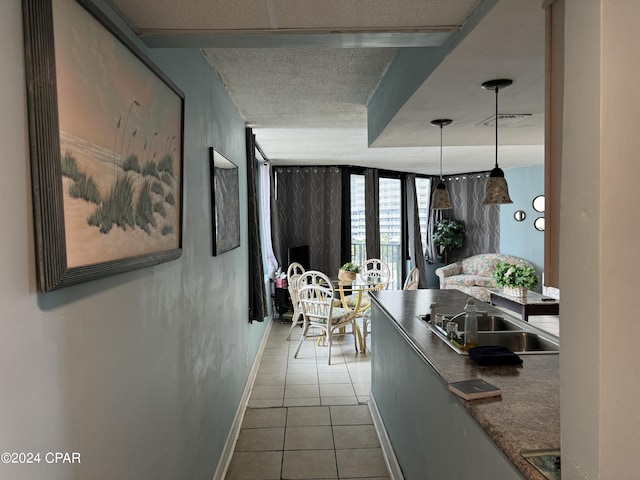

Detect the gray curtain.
xmin=406 ymin=174 xmax=428 ymax=288
xmin=270 ymin=164 xmax=282 ymax=271
xmin=364 ymin=168 xmax=380 ymax=259
xmin=425 ymin=179 xmax=442 ymax=264
xmin=272 ymin=166 xmax=342 ymax=275
xmin=246 ymin=129 xmax=268 ymax=323
xmin=444 ymin=172 xmax=499 ymax=261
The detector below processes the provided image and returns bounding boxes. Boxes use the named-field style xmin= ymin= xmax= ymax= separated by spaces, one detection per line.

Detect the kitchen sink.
xmin=445 ymin=314 xmax=524 ymax=332
xmin=476 ymin=331 xmax=559 ymax=353
xmin=424 ymin=318 xmax=559 ymax=355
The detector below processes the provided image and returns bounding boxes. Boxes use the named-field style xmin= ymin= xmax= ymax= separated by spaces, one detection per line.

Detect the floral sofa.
xmin=435 ymin=253 xmax=534 ymax=303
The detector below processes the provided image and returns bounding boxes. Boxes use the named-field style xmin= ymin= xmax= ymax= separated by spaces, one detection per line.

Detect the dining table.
xmin=333 ymin=275 xmax=390 ymax=352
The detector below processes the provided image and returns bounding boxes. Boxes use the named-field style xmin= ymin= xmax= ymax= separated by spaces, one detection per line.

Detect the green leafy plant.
xmin=493 ymin=261 xmax=539 ymax=289
xmin=432 ymin=219 xmax=465 ymax=263
xmin=340 ymin=262 xmax=360 ymax=273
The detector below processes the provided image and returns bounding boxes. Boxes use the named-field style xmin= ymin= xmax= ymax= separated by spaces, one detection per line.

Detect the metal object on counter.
xmin=521 ymin=450 xmax=561 ymax=480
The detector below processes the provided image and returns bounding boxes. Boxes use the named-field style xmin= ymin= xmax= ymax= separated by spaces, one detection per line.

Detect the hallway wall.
xmin=0 ymin=1 xmax=267 ymax=479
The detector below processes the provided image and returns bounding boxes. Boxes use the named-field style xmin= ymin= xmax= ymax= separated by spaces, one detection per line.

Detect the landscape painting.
xmin=22 ymin=0 xmax=184 ymax=292
xmin=210 ymin=149 xmax=240 ymax=256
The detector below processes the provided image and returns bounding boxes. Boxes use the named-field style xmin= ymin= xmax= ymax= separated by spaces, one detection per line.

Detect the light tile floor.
xmin=225 ymin=319 xmax=390 ymax=480
xmin=225 ymin=312 xmax=560 ymax=479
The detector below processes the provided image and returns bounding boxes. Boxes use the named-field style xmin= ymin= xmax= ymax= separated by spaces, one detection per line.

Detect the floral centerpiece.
xmin=493 ymin=261 xmax=539 ymax=297
xmin=338 ymin=262 xmax=360 ymax=284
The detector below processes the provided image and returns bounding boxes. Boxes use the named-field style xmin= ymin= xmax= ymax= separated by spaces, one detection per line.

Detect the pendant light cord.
xmin=494 ymin=86 xmax=499 ymax=169
xmin=439 ymin=124 xmax=444 ymax=180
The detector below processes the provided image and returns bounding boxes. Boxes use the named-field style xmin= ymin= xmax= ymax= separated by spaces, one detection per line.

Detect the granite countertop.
xmin=370 ymin=289 xmax=560 ymax=480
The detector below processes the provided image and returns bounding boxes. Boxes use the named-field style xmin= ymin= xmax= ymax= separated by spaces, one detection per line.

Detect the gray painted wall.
xmin=0 ymin=1 xmax=268 ymax=479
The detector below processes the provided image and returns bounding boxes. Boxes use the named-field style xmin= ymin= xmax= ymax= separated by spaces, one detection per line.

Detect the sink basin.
xmin=476 ymin=331 xmax=559 ymax=353
xmin=424 ymin=319 xmax=559 ymax=355
xmin=444 ymin=315 xmax=524 ymax=332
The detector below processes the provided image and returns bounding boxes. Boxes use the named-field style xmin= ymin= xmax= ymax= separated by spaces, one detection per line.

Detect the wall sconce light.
xmin=431 ymin=118 xmax=452 ymax=210
xmin=482 ymin=79 xmax=513 ymax=205
xmin=532 ymin=195 xmax=545 ymax=212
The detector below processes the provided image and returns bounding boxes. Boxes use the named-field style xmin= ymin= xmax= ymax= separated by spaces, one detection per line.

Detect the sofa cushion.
xmin=474 ymin=276 xmax=498 ymax=288
xmin=461 ymin=254 xmax=499 ymax=277
xmin=460 ymin=253 xmax=532 ymax=278
xmin=446 ymin=274 xmax=491 ymax=287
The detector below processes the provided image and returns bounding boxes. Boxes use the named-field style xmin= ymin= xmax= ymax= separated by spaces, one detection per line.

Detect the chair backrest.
xmin=403 ymin=267 xmax=420 ymax=290
xmin=297 ymin=270 xmax=336 ymax=325
xmin=287 ymin=262 xmax=306 ymax=301
xmin=287 ymin=262 xmax=306 ymax=282
xmin=360 ymin=258 xmax=391 ymax=289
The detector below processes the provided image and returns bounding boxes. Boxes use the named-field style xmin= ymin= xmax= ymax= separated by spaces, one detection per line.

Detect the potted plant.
xmin=338 ymin=262 xmax=360 ymax=284
xmin=432 ymin=219 xmax=465 ymax=264
xmin=493 ymin=261 xmax=539 ymax=297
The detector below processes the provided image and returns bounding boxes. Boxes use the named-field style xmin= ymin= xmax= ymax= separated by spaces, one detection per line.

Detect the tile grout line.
xmin=229 ymin=322 xmax=386 ymax=480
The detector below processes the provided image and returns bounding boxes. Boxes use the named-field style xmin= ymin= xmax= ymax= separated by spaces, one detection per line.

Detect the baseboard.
xmin=211 ymin=316 xmax=274 ymax=480
xmin=369 ymin=393 xmax=404 ymax=480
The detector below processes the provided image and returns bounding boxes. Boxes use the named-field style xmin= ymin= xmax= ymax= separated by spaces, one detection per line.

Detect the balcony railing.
xmin=351 ymin=242 xmax=402 ymax=290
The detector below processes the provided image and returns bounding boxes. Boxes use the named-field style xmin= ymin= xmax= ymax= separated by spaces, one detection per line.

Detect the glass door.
xmin=349 ymin=174 xmax=366 ymax=266
xmin=378 ymin=176 xmax=403 ymax=289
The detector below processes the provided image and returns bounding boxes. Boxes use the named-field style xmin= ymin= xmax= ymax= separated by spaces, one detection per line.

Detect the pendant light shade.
xmin=482 ymin=79 xmax=513 ymax=205
xmin=431 ymin=118 xmax=452 ymax=210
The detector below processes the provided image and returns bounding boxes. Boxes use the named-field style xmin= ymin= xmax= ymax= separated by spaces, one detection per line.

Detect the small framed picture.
xmin=210 ymin=148 xmax=240 ymax=256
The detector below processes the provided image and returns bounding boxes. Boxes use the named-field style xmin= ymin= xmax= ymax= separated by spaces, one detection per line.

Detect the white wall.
xmin=561 ymin=0 xmax=640 ymax=478
xmin=597 ymin=0 xmax=640 ymax=476
xmin=0 ymin=1 xmax=268 ymax=479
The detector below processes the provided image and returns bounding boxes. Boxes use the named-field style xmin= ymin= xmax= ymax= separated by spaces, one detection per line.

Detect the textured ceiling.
xmin=112 ymin=0 xmax=545 ymax=175
xmin=112 ymin=0 xmax=481 ymax=33
xmin=204 ymin=48 xmax=397 ymax=129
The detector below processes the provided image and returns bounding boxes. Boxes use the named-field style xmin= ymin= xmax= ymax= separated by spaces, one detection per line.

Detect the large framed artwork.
xmin=22 ymin=0 xmax=184 ymax=292
xmin=210 ymin=148 xmax=240 ymax=256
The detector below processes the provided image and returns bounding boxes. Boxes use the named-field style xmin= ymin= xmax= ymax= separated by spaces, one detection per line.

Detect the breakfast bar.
xmin=368 ymin=289 xmax=560 ymax=480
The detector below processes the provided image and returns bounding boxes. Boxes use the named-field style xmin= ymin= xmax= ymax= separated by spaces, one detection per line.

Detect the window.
xmin=349 ymin=174 xmax=366 ymax=266
xmin=379 ymin=177 xmax=402 ymax=289
xmin=346 ymin=170 xmax=409 ymax=290
xmin=415 ymin=177 xmax=432 ymax=249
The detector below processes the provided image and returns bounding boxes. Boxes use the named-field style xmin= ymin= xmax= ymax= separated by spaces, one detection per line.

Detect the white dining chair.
xmin=360 ymin=258 xmax=391 ymax=352
xmin=360 ymin=258 xmax=391 ymax=288
xmin=285 ymin=262 xmax=306 ymax=340
xmin=403 ymin=267 xmax=420 ymax=290
xmin=293 ymin=270 xmax=358 ymax=365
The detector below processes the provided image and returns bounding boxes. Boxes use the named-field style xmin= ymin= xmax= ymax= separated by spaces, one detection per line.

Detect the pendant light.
xmin=430 ymin=118 xmax=452 ymax=210
xmin=482 ymin=79 xmax=513 ymax=205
